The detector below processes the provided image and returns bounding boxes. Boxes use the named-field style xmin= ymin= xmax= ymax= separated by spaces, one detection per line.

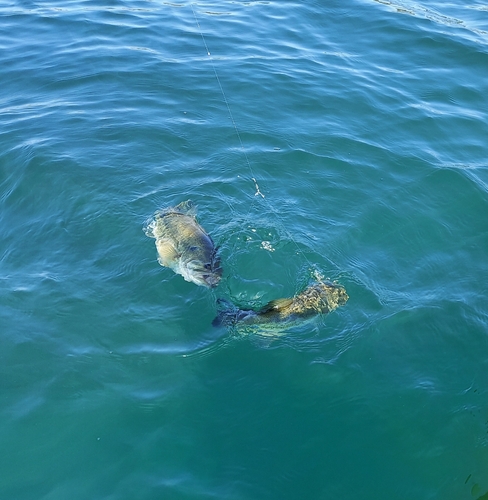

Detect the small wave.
xmin=371 ymin=0 xmax=488 ymax=38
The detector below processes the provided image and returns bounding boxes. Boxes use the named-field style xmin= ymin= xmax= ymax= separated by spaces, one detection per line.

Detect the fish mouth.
xmin=203 ymin=274 xmax=221 ymax=288
xmin=186 ymin=261 xmax=222 ymax=288
xmin=191 ymin=272 xmax=221 ymax=288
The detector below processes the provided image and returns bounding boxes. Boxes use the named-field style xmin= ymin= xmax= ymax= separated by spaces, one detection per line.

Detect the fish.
xmin=144 ymin=200 xmax=222 ymax=288
xmin=213 ymin=281 xmax=348 ymax=331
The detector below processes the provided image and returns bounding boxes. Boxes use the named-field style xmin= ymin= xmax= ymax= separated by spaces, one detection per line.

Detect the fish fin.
xmin=212 ymin=313 xmax=225 ymax=327
xmin=259 ymin=298 xmax=294 ymax=313
xmin=213 ymin=298 xmax=239 ymax=327
xmin=156 ymin=239 xmax=180 ymax=267
xmin=143 ymin=219 xmax=156 ymax=238
xmin=211 ymin=248 xmax=222 ymax=273
xmin=174 ymin=200 xmax=197 ymax=216
xmin=212 ymin=305 xmax=233 ymax=327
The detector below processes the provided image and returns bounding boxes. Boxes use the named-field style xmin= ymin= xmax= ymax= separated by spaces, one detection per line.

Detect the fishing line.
xmin=190 ymin=3 xmax=335 ymax=285
xmin=191 ymin=4 xmax=262 ymax=198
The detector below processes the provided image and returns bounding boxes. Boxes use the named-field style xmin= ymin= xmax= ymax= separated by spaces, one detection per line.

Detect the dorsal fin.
xmin=174 ymin=200 xmax=197 ymax=216
xmin=259 ymin=297 xmax=294 ymax=313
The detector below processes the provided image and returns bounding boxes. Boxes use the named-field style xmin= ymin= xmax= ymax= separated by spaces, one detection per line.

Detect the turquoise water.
xmin=1 ymin=0 xmax=488 ymax=498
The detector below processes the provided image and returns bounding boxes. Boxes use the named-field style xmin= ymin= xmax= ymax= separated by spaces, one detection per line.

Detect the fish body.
xmin=145 ymin=200 xmax=221 ymax=288
xmin=213 ymin=281 xmax=348 ymax=330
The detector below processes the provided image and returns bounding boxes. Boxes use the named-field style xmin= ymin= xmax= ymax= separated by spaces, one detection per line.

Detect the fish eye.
xmin=204 ymin=263 xmax=211 ymax=270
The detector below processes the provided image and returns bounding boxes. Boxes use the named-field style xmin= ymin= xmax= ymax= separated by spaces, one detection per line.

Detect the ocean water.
xmin=1 ymin=0 xmax=488 ymax=498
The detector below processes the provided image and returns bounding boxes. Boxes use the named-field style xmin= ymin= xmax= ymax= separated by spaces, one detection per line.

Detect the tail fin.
xmin=212 ymin=298 xmax=246 ymax=327
xmin=211 ymin=312 xmax=225 ymax=327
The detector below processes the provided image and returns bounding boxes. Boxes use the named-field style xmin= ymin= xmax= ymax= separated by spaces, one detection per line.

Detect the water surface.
xmin=1 ymin=0 xmax=488 ymax=499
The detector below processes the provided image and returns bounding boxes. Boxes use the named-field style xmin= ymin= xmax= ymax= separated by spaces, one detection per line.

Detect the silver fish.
xmin=144 ymin=200 xmax=222 ymax=288
xmin=213 ymin=281 xmax=348 ymax=330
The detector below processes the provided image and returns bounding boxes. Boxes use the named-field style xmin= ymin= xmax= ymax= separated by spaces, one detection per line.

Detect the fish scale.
xmin=144 ymin=201 xmax=222 ymax=288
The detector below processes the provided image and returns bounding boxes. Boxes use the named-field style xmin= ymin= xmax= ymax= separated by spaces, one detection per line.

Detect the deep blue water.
xmin=1 ymin=1 xmax=488 ymax=499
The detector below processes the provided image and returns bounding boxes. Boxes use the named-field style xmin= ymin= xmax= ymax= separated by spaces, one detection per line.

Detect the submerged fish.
xmin=144 ymin=200 xmax=222 ymax=288
xmin=213 ymin=281 xmax=348 ymax=330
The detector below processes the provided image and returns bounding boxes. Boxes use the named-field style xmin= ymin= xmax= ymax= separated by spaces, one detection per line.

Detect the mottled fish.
xmin=213 ymin=281 xmax=348 ymax=331
xmin=144 ymin=200 xmax=222 ymax=288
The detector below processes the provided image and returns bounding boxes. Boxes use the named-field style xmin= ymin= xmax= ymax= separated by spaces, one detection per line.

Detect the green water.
xmin=1 ymin=0 xmax=488 ymax=498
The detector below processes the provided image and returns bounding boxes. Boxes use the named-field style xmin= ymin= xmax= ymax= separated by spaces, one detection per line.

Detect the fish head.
xmin=319 ymin=283 xmax=349 ymax=309
xmin=334 ymin=286 xmax=349 ymax=306
xmin=182 ymin=248 xmax=222 ymax=288
xmin=184 ymin=260 xmax=222 ymax=287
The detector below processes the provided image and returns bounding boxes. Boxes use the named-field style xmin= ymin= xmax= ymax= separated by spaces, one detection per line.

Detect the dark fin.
xmin=210 ymin=246 xmax=221 ymax=269
xmin=212 ymin=298 xmax=232 ymax=327
xmin=212 ymin=309 xmax=236 ymax=327
xmin=213 ymin=298 xmax=249 ymax=327
xmin=212 ymin=312 xmax=225 ymax=327
xmin=259 ymin=297 xmax=294 ymax=314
